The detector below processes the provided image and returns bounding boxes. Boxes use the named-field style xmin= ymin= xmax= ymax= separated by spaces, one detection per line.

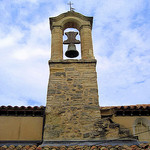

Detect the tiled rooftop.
xmin=0 ymin=106 xmax=45 ymax=116
xmin=0 ymin=105 xmax=45 ymax=110
xmin=100 ymin=104 xmax=150 ymax=110
xmin=1 ymin=104 xmax=150 ymax=110
xmin=0 ymin=104 xmax=150 ymax=116
xmin=0 ymin=143 xmax=150 ymax=150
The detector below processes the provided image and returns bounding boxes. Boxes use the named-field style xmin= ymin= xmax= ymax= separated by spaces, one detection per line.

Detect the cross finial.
xmin=67 ymin=1 xmax=75 ymax=11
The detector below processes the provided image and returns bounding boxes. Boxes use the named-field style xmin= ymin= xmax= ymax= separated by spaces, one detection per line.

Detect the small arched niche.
xmin=133 ymin=118 xmax=150 ymax=142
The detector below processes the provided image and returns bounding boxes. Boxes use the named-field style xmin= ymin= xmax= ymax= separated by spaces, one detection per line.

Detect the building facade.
xmin=0 ymin=11 xmax=150 ymax=145
xmin=0 ymin=105 xmax=150 ymax=143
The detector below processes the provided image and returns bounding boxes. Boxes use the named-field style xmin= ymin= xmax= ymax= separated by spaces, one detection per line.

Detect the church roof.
xmin=1 ymin=104 xmax=150 ymax=110
xmin=0 ymin=105 xmax=45 ymax=116
xmin=100 ymin=104 xmax=150 ymax=110
xmin=101 ymin=104 xmax=150 ymax=117
xmin=0 ymin=143 xmax=150 ymax=149
xmin=0 ymin=104 xmax=150 ymax=117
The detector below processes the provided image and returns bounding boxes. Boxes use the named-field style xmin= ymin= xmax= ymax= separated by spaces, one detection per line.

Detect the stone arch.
xmin=133 ymin=118 xmax=150 ymax=142
xmin=63 ymin=21 xmax=79 ymax=31
xmin=61 ymin=18 xmax=81 ymax=31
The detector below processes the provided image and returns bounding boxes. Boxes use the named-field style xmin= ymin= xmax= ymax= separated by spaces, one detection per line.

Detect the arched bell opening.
xmin=63 ymin=28 xmax=81 ymax=60
xmin=63 ymin=21 xmax=80 ymax=31
xmin=50 ymin=12 xmax=94 ymax=60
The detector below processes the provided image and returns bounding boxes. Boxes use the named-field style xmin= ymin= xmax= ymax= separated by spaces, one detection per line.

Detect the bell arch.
xmin=50 ymin=11 xmax=94 ymax=60
xmin=63 ymin=22 xmax=79 ymax=31
xmin=61 ymin=18 xmax=82 ymax=31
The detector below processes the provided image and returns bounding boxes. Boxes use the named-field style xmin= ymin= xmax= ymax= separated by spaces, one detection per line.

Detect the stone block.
xmin=54 ymin=72 xmax=66 ymax=77
xmin=83 ymin=133 xmax=90 ymax=138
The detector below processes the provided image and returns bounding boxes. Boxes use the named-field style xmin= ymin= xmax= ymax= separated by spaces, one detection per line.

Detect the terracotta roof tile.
xmin=100 ymin=104 xmax=150 ymax=110
xmin=0 ymin=105 xmax=45 ymax=110
xmin=0 ymin=106 xmax=45 ymax=116
xmin=0 ymin=144 xmax=150 ymax=150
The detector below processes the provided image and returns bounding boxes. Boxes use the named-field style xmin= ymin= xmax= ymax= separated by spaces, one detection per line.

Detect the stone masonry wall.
xmin=43 ymin=59 xmax=101 ymax=141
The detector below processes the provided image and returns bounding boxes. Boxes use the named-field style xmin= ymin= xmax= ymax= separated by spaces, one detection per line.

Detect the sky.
xmin=0 ymin=0 xmax=150 ymax=106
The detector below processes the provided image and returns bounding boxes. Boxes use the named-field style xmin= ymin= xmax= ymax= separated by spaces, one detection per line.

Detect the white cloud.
xmin=92 ymin=0 xmax=150 ymax=106
xmin=0 ymin=0 xmax=150 ymax=107
xmin=0 ymin=7 xmax=51 ymax=106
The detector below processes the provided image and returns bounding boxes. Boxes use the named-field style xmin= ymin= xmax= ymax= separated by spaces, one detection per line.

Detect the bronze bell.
xmin=65 ymin=43 xmax=79 ymax=58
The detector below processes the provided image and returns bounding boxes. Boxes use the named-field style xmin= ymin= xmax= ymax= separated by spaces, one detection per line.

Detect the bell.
xmin=65 ymin=43 xmax=79 ymax=58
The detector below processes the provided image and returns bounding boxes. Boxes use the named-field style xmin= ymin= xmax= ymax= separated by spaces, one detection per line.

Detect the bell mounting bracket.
xmin=63 ymin=32 xmax=80 ymax=45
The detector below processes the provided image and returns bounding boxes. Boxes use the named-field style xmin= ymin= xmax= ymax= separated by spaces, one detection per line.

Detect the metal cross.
xmin=67 ymin=1 xmax=74 ymax=11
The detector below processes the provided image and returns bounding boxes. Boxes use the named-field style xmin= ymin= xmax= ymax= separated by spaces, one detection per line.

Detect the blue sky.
xmin=0 ymin=0 xmax=150 ymax=106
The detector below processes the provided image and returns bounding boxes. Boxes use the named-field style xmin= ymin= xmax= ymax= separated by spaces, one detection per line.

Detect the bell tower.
xmin=43 ymin=11 xmax=101 ymax=144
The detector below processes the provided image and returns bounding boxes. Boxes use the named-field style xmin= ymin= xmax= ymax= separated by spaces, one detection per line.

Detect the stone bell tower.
xmin=43 ymin=11 xmax=101 ymax=144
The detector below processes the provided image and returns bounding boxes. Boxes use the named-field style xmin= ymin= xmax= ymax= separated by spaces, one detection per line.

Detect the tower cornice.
xmin=49 ymin=11 xmax=93 ymax=31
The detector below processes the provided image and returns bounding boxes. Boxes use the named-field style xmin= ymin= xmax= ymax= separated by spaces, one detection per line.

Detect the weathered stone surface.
xmin=83 ymin=133 xmax=90 ymax=138
xmin=43 ymin=60 xmax=100 ymax=141
xmin=54 ymin=72 xmax=66 ymax=77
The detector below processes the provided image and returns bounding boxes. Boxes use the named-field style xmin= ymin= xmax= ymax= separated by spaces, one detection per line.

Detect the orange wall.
xmin=0 ymin=116 xmax=43 ymax=141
